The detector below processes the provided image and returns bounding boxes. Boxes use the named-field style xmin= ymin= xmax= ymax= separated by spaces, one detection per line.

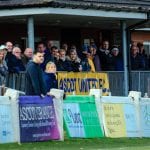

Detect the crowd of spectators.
xmin=0 ymin=39 xmax=150 ymax=90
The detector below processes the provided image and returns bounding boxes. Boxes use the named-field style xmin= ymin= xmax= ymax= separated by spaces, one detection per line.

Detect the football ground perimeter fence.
xmin=5 ymin=71 xmax=150 ymax=96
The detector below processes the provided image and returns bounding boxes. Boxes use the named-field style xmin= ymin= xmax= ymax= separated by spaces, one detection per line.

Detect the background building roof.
xmin=0 ymin=0 xmax=149 ymax=12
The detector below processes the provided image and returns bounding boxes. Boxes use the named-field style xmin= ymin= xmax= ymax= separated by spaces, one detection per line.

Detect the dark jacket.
xmin=21 ymin=55 xmax=31 ymax=68
xmin=5 ymin=52 xmax=12 ymax=64
xmin=98 ymin=49 xmax=114 ymax=71
xmin=25 ymin=61 xmax=46 ymax=95
xmin=40 ymin=49 xmax=54 ymax=70
xmin=81 ymin=58 xmax=91 ymax=72
xmin=7 ymin=54 xmax=25 ymax=73
xmin=43 ymin=72 xmax=58 ymax=92
xmin=55 ymin=59 xmax=72 ymax=72
xmin=70 ymin=61 xmax=81 ymax=72
xmin=131 ymin=54 xmax=145 ymax=70
xmin=113 ymin=53 xmax=124 ymax=71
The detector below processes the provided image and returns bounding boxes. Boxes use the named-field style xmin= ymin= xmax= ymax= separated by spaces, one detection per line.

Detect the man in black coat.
xmin=7 ymin=47 xmax=25 ymax=73
xmin=25 ymin=49 xmax=46 ymax=96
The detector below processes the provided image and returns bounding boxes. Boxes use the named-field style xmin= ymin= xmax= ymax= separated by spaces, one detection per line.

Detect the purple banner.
xmin=19 ymin=96 xmax=60 ymax=142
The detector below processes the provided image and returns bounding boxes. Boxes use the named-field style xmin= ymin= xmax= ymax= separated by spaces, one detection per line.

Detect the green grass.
xmin=0 ymin=138 xmax=150 ymax=150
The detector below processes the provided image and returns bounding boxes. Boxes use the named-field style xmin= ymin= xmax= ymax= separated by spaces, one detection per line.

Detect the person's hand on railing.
xmin=47 ymin=92 xmax=55 ymax=99
xmin=40 ymin=94 xmax=45 ymax=99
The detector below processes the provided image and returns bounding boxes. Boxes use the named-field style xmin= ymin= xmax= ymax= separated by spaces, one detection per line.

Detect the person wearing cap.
xmin=0 ymin=45 xmax=8 ymax=85
xmin=111 ymin=46 xmax=124 ymax=71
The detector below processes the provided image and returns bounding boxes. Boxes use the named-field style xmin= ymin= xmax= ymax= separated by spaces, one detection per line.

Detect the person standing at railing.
xmin=25 ymin=49 xmax=46 ymax=96
xmin=88 ymin=45 xmax=101 ymax=71
xmin=111 ymin=46 xmax=124 ymax=71
xmin=98 ymin=40 xmax=114 ymax=71
xmin=130 ymin=45 xmax=146 ymax=70
xmin=43 ymin=61 xmax=58 ymax=93
xmin=137 ymin=42 xmax=149 ymax=70
xmin=7 ymin=47 xmax=25 ymax=73
xmin=0 ymin=45 xmax=8 ymax=85
xmin=81 ymin=52 xmax=96 ymax=72
xmin=21 ymin=48 xmax=33 ymax=68
xmin=5 ymin=41 xmax=14 ymax=64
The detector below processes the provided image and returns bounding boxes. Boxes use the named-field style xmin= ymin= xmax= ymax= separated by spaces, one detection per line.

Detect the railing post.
xmin=121 ymin=20 xmax=129 ymax=96
xmin=27 ymin=16 xmax=35 ymax=51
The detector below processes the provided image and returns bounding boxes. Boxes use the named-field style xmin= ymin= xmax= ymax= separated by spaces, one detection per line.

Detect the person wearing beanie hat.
xmin=111 ymin=47 xmax=119 ymax=52
xmin=111 ymin=46 xmax=123 ymax=71
xmin=0 ymin=45 xmax=7 ymax=50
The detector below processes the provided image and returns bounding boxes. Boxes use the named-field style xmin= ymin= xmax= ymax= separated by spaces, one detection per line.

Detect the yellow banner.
xmin=103 ymin=104 xmax=126 ymax=137
xmin=58 ymin=72 xmax=109 ymax=95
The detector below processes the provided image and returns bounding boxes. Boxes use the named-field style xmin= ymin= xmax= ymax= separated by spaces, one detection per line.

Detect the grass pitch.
xmin=0 ymin=138 xmax=150 ymax=150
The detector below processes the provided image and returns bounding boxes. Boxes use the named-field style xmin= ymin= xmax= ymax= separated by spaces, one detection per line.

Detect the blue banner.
xmin=123 ymin=104 xmax=140 ymax=137
xmin=140 ymin=103 xmax=150 ymax=137
xmin=19 ymin=96 xmax=60 ymax=142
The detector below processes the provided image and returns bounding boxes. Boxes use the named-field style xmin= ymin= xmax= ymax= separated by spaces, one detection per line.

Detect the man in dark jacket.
xmin=55 ymin=49 xmax=72 ymax=71
xmin=25 ymin=49 xmax=46 ymax=96
xmin=7 ymin=47 xmax=25 ymax=73
xmin=130 ymin=46 xmax=145 ymax=70
xmin=21 ymin=48 xmax=33 ymax=68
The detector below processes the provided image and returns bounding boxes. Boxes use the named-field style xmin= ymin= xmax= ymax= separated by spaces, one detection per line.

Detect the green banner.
xmin=63 ymin=96 xmax=104 ymax=138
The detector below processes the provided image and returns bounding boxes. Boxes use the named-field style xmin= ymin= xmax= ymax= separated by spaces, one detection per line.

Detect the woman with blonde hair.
xmin=43 ymin=61 xmax=58 ymax=92
xmin=0 ymin=45 xmax=8 ymax=85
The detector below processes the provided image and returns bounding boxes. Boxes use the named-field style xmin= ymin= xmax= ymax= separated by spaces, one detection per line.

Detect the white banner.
xmin=0 ymin=96 xmax=15 ymax=143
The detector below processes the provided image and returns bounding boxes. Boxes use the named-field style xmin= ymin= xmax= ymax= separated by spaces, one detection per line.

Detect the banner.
xmin=4 ymin=88 xmax=20 ymax=143
xmin=0 ymin=96 xmax=14 ymax=143
xmin=50 ymin=89 xmax=64 ymax=141
xmin=19 ymin=96 xmax=60 ymax=142
xmin=102 ymin=103 xmax=126 ymax=137
xmin=101 ymin=96 xmax=140 ymax=138
xmin=63 ymin=96 xmax=104 ymax=138
xmin=123 ymin=104 xmax=140 ymax=137
xmin=140 ymin=99 xmax=150 ymax=137
xmin=58 ymin=72 xmax=109 ymax=95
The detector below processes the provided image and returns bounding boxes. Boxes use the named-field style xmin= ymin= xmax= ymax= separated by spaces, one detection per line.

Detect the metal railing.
xmin=4 ymin=71 xmax=150 ymax=96
xmin=107 ymin=71 xmax=150 ymax=96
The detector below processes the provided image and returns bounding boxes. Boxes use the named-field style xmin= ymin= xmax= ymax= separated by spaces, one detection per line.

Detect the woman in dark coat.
xmin=43 ymin=61 xmax=58 ymax=93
